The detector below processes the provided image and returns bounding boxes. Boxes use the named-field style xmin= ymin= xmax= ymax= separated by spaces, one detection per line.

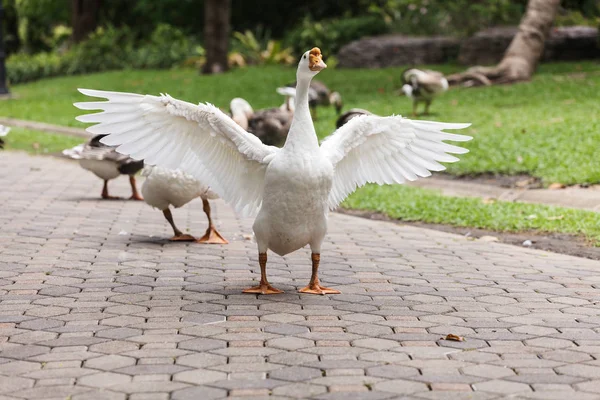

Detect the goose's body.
xmin=141 ymin=166 xmax=226 ymax=243
xmin=75 ymin=47 xmax=472 ymax=295
xmin=255 ymin=143 xmax=332 ymax=257
xmin=0 ymin=125 xmax=11 ymax=149
xmin=63 ymin=134 xmax=144 ymax=200
xmin=402 ymin=68 xmax=449 ymax=116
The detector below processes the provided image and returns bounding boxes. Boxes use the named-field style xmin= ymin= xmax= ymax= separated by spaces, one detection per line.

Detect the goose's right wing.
xmin=74 ymin=89 xmax=279 ymax=216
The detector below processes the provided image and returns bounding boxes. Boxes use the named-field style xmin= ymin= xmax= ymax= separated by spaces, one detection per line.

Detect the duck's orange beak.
xmin=309 ymin=47 xmax=327 ymax=72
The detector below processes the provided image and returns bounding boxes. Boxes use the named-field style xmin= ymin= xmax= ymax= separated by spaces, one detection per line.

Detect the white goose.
xmin=74 ymin=47 xmax=472 ymax=295
xmin=141 ymin=165 xmax=227 ymax=244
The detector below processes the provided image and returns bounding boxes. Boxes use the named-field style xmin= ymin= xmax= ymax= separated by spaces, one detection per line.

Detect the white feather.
xmin=0 ymin=125 xmax=10 ymax=137
xmin=73 ymin=88 xmax=278 ymax=217
xmin=320 ymin=114 xmax=472 ymax=210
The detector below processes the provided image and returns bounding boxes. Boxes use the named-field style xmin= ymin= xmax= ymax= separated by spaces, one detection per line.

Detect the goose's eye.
xmin=303 ymin=55 xmax=307 ymax=60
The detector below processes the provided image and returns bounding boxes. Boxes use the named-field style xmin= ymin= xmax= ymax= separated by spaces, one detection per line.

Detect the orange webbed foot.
xmin=196 ymin=228 xmax=228 ymax=244
xmin=299 ymin=284 xmax=341 ymax=295
xmin=169 ymin=234 xmax=196 ymax=242
xmin=243 ymin=283 xmax=284 ymax=295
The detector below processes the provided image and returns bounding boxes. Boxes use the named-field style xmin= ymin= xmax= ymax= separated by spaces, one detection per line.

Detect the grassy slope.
xmin=2 ymin=63 xmax=600 ymax=244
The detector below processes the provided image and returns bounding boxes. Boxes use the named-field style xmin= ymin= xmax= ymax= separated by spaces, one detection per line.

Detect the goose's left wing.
xmin=74 ymin=88 xmax=279 ymax=217
xmin=320 ymin=115 xmax=472 ymax=210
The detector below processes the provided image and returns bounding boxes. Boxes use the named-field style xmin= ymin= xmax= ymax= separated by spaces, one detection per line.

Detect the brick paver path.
xmin=2 ymin=152 xmax=600 ymax=400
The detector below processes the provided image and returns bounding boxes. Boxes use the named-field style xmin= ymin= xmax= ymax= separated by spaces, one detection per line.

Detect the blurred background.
xmin=2 ymin=0 xmax=599 ymax=80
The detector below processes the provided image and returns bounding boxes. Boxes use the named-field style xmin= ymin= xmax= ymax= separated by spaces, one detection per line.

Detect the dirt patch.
xmin=339 ymin=208 xmax=600 ymax=261
xmin=436 ymin=172 xmax=544 ymax=189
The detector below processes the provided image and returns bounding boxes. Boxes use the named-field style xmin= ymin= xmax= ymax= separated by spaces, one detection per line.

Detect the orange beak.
xmin=309 ymin=47 xmax=327 ymax=72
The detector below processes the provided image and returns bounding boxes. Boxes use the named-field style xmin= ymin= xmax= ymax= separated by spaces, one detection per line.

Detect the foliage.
xmin=10 ymin=0 xmax=70 ymax=53
xmin=284 ymin=15 xmax=390 ymax=57
xmin=6 ymin=24 xmax=197 ymax=84
xmin=232 ymin=30 xmax=295 ymax=66
xmin=555 ymin=10 xmax=600 ymax=26
xmin=367 ymin=0 xmax=526 ymax=37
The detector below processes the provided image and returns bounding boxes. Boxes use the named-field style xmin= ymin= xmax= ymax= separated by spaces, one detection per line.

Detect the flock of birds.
xmin=5 ymin=49 xmax=467 ymax=295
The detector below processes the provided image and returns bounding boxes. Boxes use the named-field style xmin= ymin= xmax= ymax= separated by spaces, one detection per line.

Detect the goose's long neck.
xmin=283 ymin=75 xmax=318 ymax=150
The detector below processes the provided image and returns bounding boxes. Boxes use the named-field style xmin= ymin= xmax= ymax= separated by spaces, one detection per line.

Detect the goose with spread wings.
xmin=74 ymin=47 xmax=472 ymax=295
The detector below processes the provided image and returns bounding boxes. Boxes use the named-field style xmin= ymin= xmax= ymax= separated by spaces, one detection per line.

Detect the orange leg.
xmin=299 ymin=253 xmax=341 ymax=295
xmin=101 ymin=180 xmax=121 ymax=200
xmin=129 ymin=176 xmax=143 ymax=201
xmin=196 ymin=199 xmax=228 ymax=244
xmin=163 ymin=209 xmax=195 ymax=241
xmin=243 ymin=253 xmax=283 ymax=295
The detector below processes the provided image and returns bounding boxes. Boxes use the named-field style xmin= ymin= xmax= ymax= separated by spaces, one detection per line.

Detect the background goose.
xmin=141 ymin=165 xmax=227 ymax=243
xmin=279 ymin=79 xmax=342 ymax=118
xmin=74 ymin=47 xmax=471 ymax=295
xmin=401 ymin=68 xmax=449 ymax=116
xmin=62 ymin=134 xmax=144 ymax=200
xmin=231 ymin=97 xmax=293 ymax=147
xmin=0 ymin=125 xmax=10 ymax=149
xmin=335 ymin=108 xmax=372 ymax=128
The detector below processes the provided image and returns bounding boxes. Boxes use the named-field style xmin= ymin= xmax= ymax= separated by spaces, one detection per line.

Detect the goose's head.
xmin=297 ymin=48 xmax=327 ymax=80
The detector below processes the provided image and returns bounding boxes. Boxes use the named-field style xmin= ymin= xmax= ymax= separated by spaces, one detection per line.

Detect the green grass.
xmin=2 ymin=62 xmax=600 ymax=245
xmin=343 ymin=185 xmax=600 ymax=245
xmin=3 ymin=127 xmax=81 ymax=154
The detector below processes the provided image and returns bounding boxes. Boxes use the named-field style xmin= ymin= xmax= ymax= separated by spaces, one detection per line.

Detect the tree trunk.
xmin=448 ymin=0 xmax=561 ymax=86
xmin=202 ymin=0 xmax=231 ymax=74
xmin=71 ymin=0 xmax=101 ymax=44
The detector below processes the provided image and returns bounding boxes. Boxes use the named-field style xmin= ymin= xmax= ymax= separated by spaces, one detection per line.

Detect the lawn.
xmin=3 ymin=127 xmax=81 ymax=154
xmin=343 ymin=185 xmax=600 ymax=245
xmin=2 ymin=62 xmax=600 ymax=245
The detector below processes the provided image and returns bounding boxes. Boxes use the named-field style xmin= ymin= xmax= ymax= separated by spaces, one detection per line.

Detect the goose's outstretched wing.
xmin=74 ymin=88 xmax=279 ymax=216
xmin=320 ymin=115 xmax=472 ymax=210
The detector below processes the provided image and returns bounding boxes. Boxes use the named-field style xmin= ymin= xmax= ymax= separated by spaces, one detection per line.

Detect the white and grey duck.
xmin=62 ymin=134 xmax=144 ymax=200
xmin=401 ymin=68 xmax=449 ymax=116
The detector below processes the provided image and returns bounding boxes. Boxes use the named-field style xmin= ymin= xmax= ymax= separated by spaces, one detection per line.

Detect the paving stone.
xmin=473 ymin=379 xmax=533 ymax=393
xmin=267 ymin=337 xmax=314 ymax=350
xmin=269 ymin=366 xmax=323 ymax=382
xmin=367 ymin=365 xmax=420 ymax=379
xmin=77 ymin=372 xmax=132 ymax=388
xmin=173 ymin=369 xmax=227 ymax=385
xmin=0 ymin=375 xmax=34 ymax=394
xmin=462 ymin=364 xmax=515 ymax=379
xmin=3 ymin=152 xmax=600 ymax=400
xmin=177 ymin=338 xmax=226 ymax=351
xmin=171 ymin=386 xmax=228 ymax=400
xmin=71 ymin=391 xmax=126 ymax=400
xmin=373 ymin=379 xmax=429 ymax=394
xmin=83 ymin=355 xmax=136 ymax=370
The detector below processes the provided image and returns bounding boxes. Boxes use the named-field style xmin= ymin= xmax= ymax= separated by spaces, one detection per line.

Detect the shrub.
xmin=373 ymin=0 xmax=526 ymax=37
xmin=6 ymin=24 xmax=197 ymax=85
xmin=284 ymin=15 xmax=390 ymax=57
xmin=232 ymin=30 xmax=295 ymax=66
